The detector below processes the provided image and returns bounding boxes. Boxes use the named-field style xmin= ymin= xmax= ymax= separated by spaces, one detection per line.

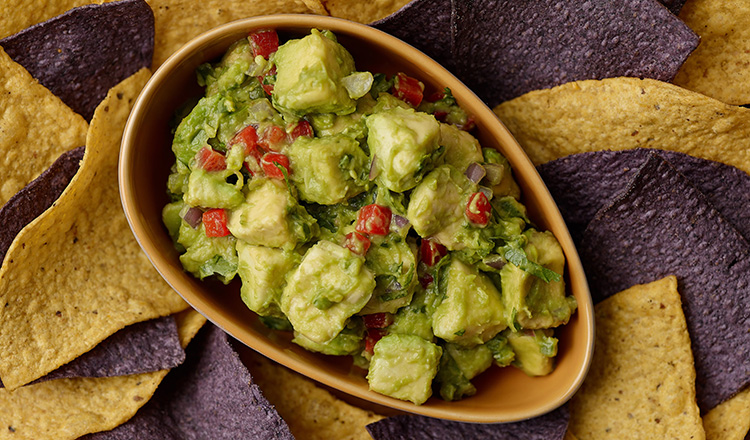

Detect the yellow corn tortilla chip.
xmin=702 ymin=387 xmax=750 ymax=440
xmin=322 ymin=0 xmax=411 ymax=23
xmin=0 ymin=309 xmax=205 ymax=440
xmin=146 ymin=0 xmax=317 ymax=68
xmin=243 ymin=349 xmax=384 ymax=440
xmin=569 ymin=276 xmax=705 ymax=440
xmin=0 ymin=47 xmax=88 ymax=208
xmin=673 ymin=0 xmax=750 ymax=105
xmin=0 ymin=0 xmax=119 ymax=39
xmin=0 ymin=68 xmax=188 ymax=390
xmin=493 ymin=77 xmax=750 ymax=174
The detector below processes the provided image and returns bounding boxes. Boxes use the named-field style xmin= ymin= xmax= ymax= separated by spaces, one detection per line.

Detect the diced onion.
xmin=483 ymin=254 xmax=506 ymax=270
xmin=385 ymin=278 xmax=403 ymax=292
xmin=465 ymin=162 xmax=486 ymax=183
xmin=479 ymin=185 xmax=494 ymax=201
xmin=391 ymin=214 xmax=410 ymax=229
xmin=483 ymin=163 xmax=504 ymax=185
xmin=181 ymin=206 xmax=203 ymax=229
xmin=369 ymin=155 xmax=379 ymax=181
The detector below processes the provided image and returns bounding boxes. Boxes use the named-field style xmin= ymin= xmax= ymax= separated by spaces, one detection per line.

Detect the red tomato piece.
xmin=363 ymin=313 xmax=393 ymax=329
xmin=202 ymin=208 xmax=231 ymax=237
xmin=260 ymin=152 xmax=290 ymax=179
xmin=259 ymin=125 xmax=286 ymax=151
xmin=364 ymin=328 xmax=386 ymax=355
xmin=344 ymin=231 xmax=371 ymax=255
xmin=465 ymin=192 xmax=491 ymax=226
xmin=355 ymin=204 xmax=392 ymax=236
xmin=420 ymin=238 xmax=448 ymax=267
xmin=195 ymin=146 xmax=226 ymax=171
xmin=231 ymin=125 xmax=264 ymax=160
xmin=249 ymin=29 xmax=279 ymax=58
xmin=427 ymin=90 xmax=445 ymax=102
xmin=392 ymin=72 xmax=424 ymax=107
xmin=288 ymin=120 xmax=314 ymax=141
xmin=261 ymin=83 xmax=274 ymax=95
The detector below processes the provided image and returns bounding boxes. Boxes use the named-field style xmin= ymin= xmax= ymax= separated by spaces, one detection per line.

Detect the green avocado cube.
xmin=280 ymin=240 xmax=375 ymax=343
xmin=367 ymin=334 xmax=442 ymax=405
xmin=236 ymin=242 xmax=300 ymax=318
xmin=432 ymin=259 xmax=507 ymax=346
xmin=500 ymin=229 xmax=577 ymax=329
xmin=292 ymin=318 xmax=364 ymax=356
xmin=287 ymin=134 xmax=368 ymax=205
xmin=272 ymin=29 xmax=356 ymax=116
xmin=366 ymin=106 xmax=441 ymax=192
xmin=437 ymin=123 xmax=483 ymax=172
xmin=506 ymin=328 xmax=558 ymax=376
xmin=184 ymin=168 xmax=244 ymax=210
xmin=177 ymin=221 xmax=238 ymax=284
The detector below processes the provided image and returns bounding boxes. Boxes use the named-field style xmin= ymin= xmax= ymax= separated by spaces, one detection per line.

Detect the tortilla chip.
xmin=0 ymin=0 xmax=155 ymax=120
xmin=366 ymin=404 xmax=570 ymax=440
xmin=0 ymin=47 xmax=88 ymax=208
xmin=0 ymin=316 xmax=183 ymax=387
xmin=0 ymin=0 xmax=120 ymax=39
xmin=371 ymin=0 xmax=453 ymax=71
xmin=326 ymin=0 xmax=412 ymax=23
xmin=493 ymin=77 xmax=750 ymax=174
xmin=661 ymin=0 xmax=687 ymax=15
xmin=0 ymin=146 xmax=83 ymax=265
xmin=673 ymin=0 xmax=750 ymax=105
xmin=146 ymin=0 xmax=316 ymax=67
xmin=0 ymin=69 xmax=187 ymax=390
xmin=453 ymin=0 xmax=698 ymax=106
xmin=537 ymin=148 xmax=750 ymax=244
xmin=83 ymin=325 xmax=294 ymax=440
xmin=242 ymin=348 xmax=384 ymax=440
xmin=702 ymin=388 xmax=750 ymax=440
xmin=569 ymin=277 xmax=704 ymax=440
xmin=579 ymin=154 xmax=750 ymax=412
xmin=0 ymin=309 xmax=204 ymax=440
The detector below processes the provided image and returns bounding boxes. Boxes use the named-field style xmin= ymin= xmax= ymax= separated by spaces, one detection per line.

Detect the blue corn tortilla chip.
xmin=0 ymin=316 xmax=184 ymax=387
xmin=661 ymin=0 xmax=688 ymax=14
xmin=578 ymin=153 xmax=750 ymax=412
xmin=537 ymin=148 xmax=750 ymax=244
xmin=82 ymin=324 xmax=294 ymax=440
xmin=0 ymin=146 xmax=84 ymax=265
xmin=0 ymin=0 xmax=153 ymax=120
xmin=367 ymin=403 xmax=569 ymax=440
xmin=452 ymin=0 xmax=699 ymax=105
xmin=370 ymin=0 xmax=454 ymax=71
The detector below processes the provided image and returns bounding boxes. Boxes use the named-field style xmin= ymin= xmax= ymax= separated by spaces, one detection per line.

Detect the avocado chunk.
xmin=387 ymin=288 xmax=436 ymax=341
xmin=287 ymin=134 xmax=369 ymax=205
xmin=236 ymin=242 xmax=300 ymax=318
xmin=309 ymin=94 xmax=376 ymax=140
xmin=438 ymin=123 xmax=483 ymax=172
xmin=367 ymin=333 xmax=442 ymax=405
xmin=432 ymin=259 xmax=507 ymax=346
xmin=359 ymin=234 xmax=418 ymax=315
xmin=184 ymin=168 xmax=244 ymax=210
xmin=434 ymin=342 xmax=493 ymax=401
xmin=272 ymin=29 xmax=357 ymax=116
xmin=483 ymin=148 xmax=521 ymax=200
xmin=227 ymin=178 xmax=316 ymax=250
xmin=366 ymin=106 xmax=442 ymax=192
xmin=485 ymin=333 xmax=515 ymax=367
xmin=501 ymin=229 xmax=577 ymax=329
xmin=280 ymin=240 xmax=375 ymax=343
xmin=292 ymin=318 xmax=364 ymax=356
xmin=506 ymin=329 xmax=558 ymax=376
xmin=177 ymin=220 xmax=238 ymax=284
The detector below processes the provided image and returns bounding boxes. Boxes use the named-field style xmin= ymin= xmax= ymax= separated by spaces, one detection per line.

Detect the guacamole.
xmin=162 ymin=28 xmax=576 ymax=405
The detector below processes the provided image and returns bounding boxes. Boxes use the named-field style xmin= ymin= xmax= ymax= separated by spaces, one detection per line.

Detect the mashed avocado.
xmin=163 ymin=28 xmax=575 ymax=406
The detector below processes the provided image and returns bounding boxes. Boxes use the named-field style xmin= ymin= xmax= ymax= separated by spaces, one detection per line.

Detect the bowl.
xmin=120 ymin=14 xmax=594 ymax=423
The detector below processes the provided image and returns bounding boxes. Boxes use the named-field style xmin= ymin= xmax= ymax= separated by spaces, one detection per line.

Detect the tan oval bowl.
xmin=120 ymin=14 xmax=594 ymax=424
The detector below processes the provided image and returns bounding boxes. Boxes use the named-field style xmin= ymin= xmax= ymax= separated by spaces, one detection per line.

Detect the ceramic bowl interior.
xmin=120 ymin=14 xmax=594 ymax=423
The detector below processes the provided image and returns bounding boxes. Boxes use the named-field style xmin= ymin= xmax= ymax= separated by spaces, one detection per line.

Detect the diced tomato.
xmin=260 ymin=152 xmax=290 ymax=179
xmin=288 ymin=120 xmax=314 ymax=142
xmin=419 ymin=273 xmax=434 ymax=288
xmin=202 ymin=208 xmax=231 ymax=237
xmin=465 ymin=192 xmax=491 ymax=226
xmin=355 ymin=204 xmax=392 ymax=236
xmin=258 ymin=125 xmax=286 ymax=151
xmin=344 ymin=231 xmax=371 ymax=255
xmin=261 ymin=83 xmax=274 ymax=95
xmin=458 ymin=114 xmax=476 ymax=131
xmin=392 ymin=72 xmax=424 ymax=107
xmin=433 ymin=110 xmax=448 ymax=122
xmin=364 ymin=328 xmax=386 ymax=355
xmin=420 ymin=238 xmax=448 ymax=267
xmin=249 ymin=29 xmax=279 ymax=58
xmin=231 ymin=125 xmax=264 ymax=160
xmin=427 ymin=90 xmax=445 ymax=102
xmin=363 ymin=313 xmax=393 ymax=329
xmin=195 ymin=146 xmax=226 ymax=171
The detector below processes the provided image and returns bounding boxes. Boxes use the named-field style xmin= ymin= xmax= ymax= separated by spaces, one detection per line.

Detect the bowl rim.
xmin=120 ymin=13 xmax=594 ymax=423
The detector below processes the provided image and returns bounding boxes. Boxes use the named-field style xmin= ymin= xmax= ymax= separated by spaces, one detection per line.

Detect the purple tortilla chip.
xmin=0 ymin=316 xmax=184 ymax=387
xmin=452 ymin=0 xmax=699 ymax=105
xmin=0 ymin=146 xmax=83 ymax=265
xmin=0 ymin=0 xmax=153 ymax=120
xmin=579 ymin=153 xmax=750 ymax=412
xmin=370 ymin=0 xmax=454 ymax=71
xmin=82 ymin=324 xmax=294 ymax=440
xmin=659 ymin=0 xmax=687 ymax=15
xmin=367 ymin=403 xmax=569 ymax=440
xmin=538 ymin=148 xmax=750 ymax=244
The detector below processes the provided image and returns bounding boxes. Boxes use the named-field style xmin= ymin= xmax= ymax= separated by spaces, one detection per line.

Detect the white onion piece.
xmin=182 ymin=207 xmax=203 ymax=229
xmin=465 ymin=162 xmax=486 ymax=183
xmin=483 ymin=163 xmax=504 ymax=185
xmin=369 ymin=155 xmax=379 ymax=180
xmin=483 ymin=254 xmax=506 ymax=270
xmin=479 ymin=185 xmax=494 ymax=201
